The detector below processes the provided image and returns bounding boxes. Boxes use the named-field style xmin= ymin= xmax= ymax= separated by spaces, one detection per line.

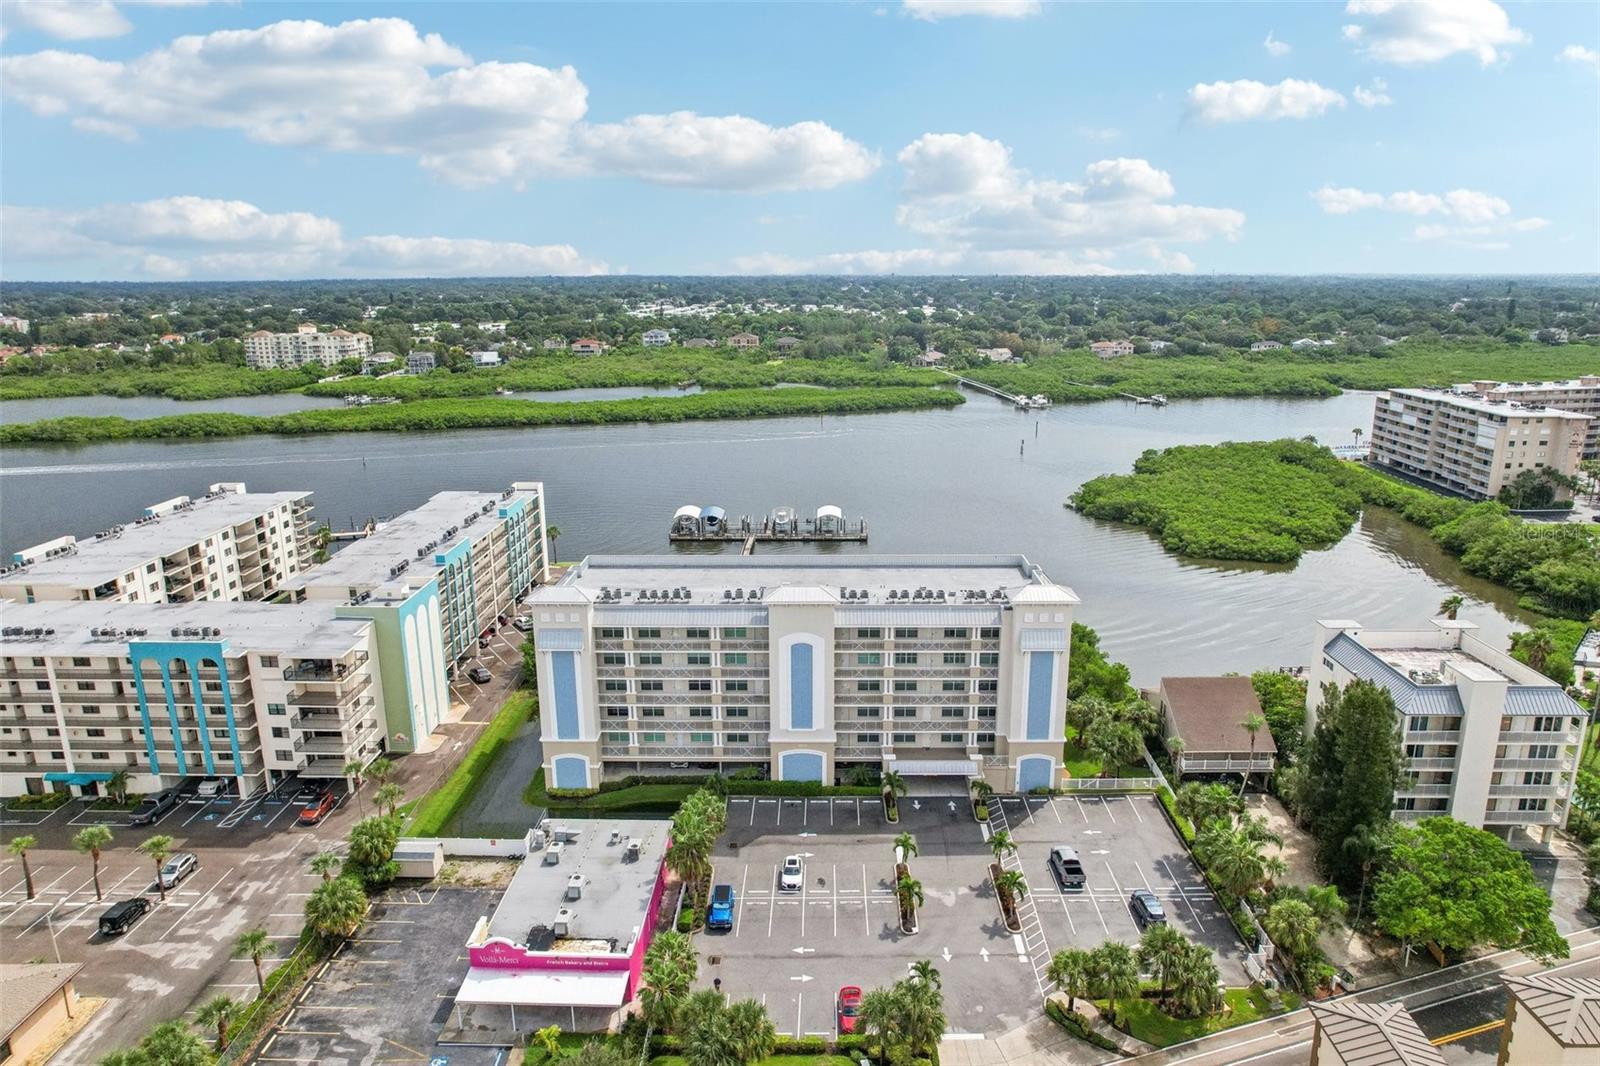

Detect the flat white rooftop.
xmin=484 ymin=819 xmax=669 ymax=950
xmin=0 ymin=598 xmax=369 ymax=657
xmin=1389 ymin=388 xmax=1592 ymax=422
xmin=557 ymin=554 xmax=1076 ymax=607
xmin=2 ymin=489 xmax=310 ymax=587
xmin=1375 ymin=646 xmax=1507 ymax=684
xmin=292 ymin=486 xmax=538 ymax=590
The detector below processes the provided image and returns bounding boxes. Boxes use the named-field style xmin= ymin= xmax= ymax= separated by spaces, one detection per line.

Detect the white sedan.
xmin=779 ymin=854 xmax=803 ymax=892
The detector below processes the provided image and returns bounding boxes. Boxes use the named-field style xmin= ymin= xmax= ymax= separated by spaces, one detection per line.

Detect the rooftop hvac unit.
xmin=565 ymin=874 xmax=584 ymax=900
xmin=553 ymin=907 xmax=574 ymax=937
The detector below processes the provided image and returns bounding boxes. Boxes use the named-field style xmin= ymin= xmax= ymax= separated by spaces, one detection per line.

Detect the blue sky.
xmin=1 ymin=0 xmax=1596 ymax=279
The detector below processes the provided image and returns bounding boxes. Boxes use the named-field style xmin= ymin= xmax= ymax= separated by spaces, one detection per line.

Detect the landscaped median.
xmin=524 ymin=769 xmax=880 ymax=816
xmin=0 ymin=386 xmax=964 ymax=444
xmin=406 ymin=691 xmax=536 ymax=836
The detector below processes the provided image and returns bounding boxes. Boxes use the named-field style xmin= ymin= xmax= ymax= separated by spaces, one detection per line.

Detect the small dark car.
xmin=468 ymin=666 xmax=492 ymax=683
xmin=1130 ymin=889 xmax=1167 ymax=930
xmin=99 ymin=897 xmax=151 ymax=937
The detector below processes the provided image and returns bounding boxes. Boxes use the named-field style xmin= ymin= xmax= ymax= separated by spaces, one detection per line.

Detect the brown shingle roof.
xmin=1160 ymin=676 xmax=1277 ymax=756
xmin=0 ymin=963 xmax=82 ymax=1040
xmin=1310 ymin=1002 xmax=1445 ymax=1066
xmin=1504 ymin=973 xmax=1600 ymax=1047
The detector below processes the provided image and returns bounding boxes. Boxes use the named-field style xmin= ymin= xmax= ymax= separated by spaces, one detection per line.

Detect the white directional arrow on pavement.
xmin=799 ymin=851 xmax=815 ymax=857
xmin=947 ymin=801 xmax=957 ymax=812
xmin=1082 ymin=829 xmax=1103 ymax=835
xmin=912 ymin=800 xmax=922 ymax=811
xmin=1090 ymin=849 xmax=1110 ymax=855
xmin=790 ymin=974 xmax=814 ymax=983
xmin=979 ymin=948 xmax=990 ymax=963
xmin=798 ymin=833 xmax=817 ymax=839
xmin=792 ymin=947 xmax=815 ymax=955
xmin=941 ymin=947 xmax=952 ymax=962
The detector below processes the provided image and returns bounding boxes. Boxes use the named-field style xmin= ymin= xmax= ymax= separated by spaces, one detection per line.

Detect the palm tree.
xmin=106 ymin=769 xmax=130 ymax=804
xmin=898 ymin=978 xmax=947 ymax=1059
xmin=342 ymin=759 xmax=367 ymax=816
xmin=640 ymin=931 xmax=696 ymax=1029
xmin=1438 ymin=594 xmax=1465 ymax=621
xmin=893 ymin=831 xmax=918 ymax=863
xmin=1342 ymin=823 xmax=1394 ymax=935
xmin=6 ymin=835 xmax=37 ymax=900
xmin=137 ymin=834 xmax=175 ymax=901
xmin=988 ymin=829 xmax=1016 ymax=863
xmin=1047 ymin=948 xmax=1093 ymax=1012
xmin=374 ymin=782 xmax=404 ymax=819
xmin=71 ymin=825 xmax=113 ymax=901
xmin=305 ymin=875 xmax=367 ymax=940
xmin=1136 ymin=922 xmax=1188 ymax=1000
xmin=881 ymin=769 xmax=907 ymax=809
xmin=1090 ymin=941 xmax=1141 ymax=1028
xmin=857 ymin=987 xmax=902 ymax=1053
xmin=1300 ymin=883 xmax=1348 ymax=927
xmin=1351 ymin=427 xmax=1363 ymax=448
xmin=1264 ymin=898 xmax=1321 ymax=961
xmin=235 ymin=928 xmax=274 ymax=993
xmin=724 ymin=998 xmax=777 ymax=1063
xmin=309 ymin=850 xmax=343 ymax=882
xmin=1512 ymin=629 xmax=1556 ymax=674
xmin=1169 ymin=942 xmax=1222 ymax=1018
xmin=1175 ymin=782 xmax=1239 ymax=829
xmin=365 ymin=757 xmax=395 ymax=787
xmin=545 ymin=525 xmax=561 ymax=564
xmin=533 ymin=1025 xmax=562 ymax=1058
xmin=910 ymin=959 xmax=942 ymax=990
xmin=995 ymin=868 xmax=1028 ymax=902
xmin=195 ymin=994 xmax=241 ymax=1050
xmin=1239 ymin=712 xmax=1266 ymax=796
xmin=129 ymin=1020 xmax=215 ymax=1066
xmin=897 ymin=875 xmax=924 ymax=919
xmin=1167 ymin=736 xmax=1186 ymax=784
xmin=970 ymin=778 xmax=995 ymax=805
xmin=1195 ymin=822 xmax=1269 ymax=900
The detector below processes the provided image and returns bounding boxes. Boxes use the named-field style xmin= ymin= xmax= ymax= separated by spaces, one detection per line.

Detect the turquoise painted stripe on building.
xmin=129 ymin=640 xmax=241 ymax=779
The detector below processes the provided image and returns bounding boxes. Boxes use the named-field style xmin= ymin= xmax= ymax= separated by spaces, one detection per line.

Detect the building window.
xmin=941 ymin=707 xmax=965 ymax=718
xmin=943 ymin=628 xmax=969 ymax=639
xmin=724 ymin=653 xmax=749 ymax=666
xmin=1528 ymin=744 xmax=1557 ymax=759
xmin=1395 ymin=797 xmax=1417 ymax=811
xmin=893 ymin=680 xmax=917 ymax=693
xmin=980 ymin=628 xmax=1000 ymax=640
xmin=975 ymin=732 xmax=995 ymax=744
xmin=604 ymin=731 xmax=629 ymax=743
xmin=605 ymin=707 xmax=630 ymax=718
xmin=637 ymin=654 xmax=662 ymax=665
xmin=689 ymin=707 xmax=713 ymax=718
xmin=857 ymin=733 xmax=881 ymax=745
xmin=639 ymin=732 xmax=666 ymax=744
xmin=725 ymin=707 xmax=750 ymax=718
xmin=639 ymin=680 xmax=664 ymax=692
xmin=725 ymin=733 xmax=750 ymax=744
xmin=603 ymin=680 xmax=628 ymax=692
xmin=1523 ymin=771 xmax=1553 ymax=785
xmin=687 ymin=654 xmax=711 ymax=666
xmin=893 ymin=707 xmax=918 ymax=719
xmin=690 ymin=732 xmax=713 ymax=744
xmin=634 ymin=628 xmax=661 ymax=639
xmin=271 ymin=727 xmax=288 ymax=739
xmin=894 ymin=628 xmax=918 ymax=639
xmin=856 ymin=652 xmax=882 ymax=666
xmin=1532 ymin=716 xmax=1562 ymax=732
xmin=977 ymin=680 xmax=997 ymax=693
xmin=892 ymin=733 xmax=915 ymax=744
xmin=641 ymin=708 xmax=665 ymax=718
xmin=267 ymin=703 xmax=286 ymax=716
xmin=976 ymin=707 xmax=996 ymax=719
xmin=90 ymin=751 xmax=110 ymax=760
xmin=857 ymin=680 xmax=881 ymax=693
xmin=275 ymin=750 xmax=293 ymax=761
xmin=81 ymin=705 xmax=101 ymax=715
xmin=941 ymin=680 xmax=965 ymax=692
xmin=599 ymin=628 xmax=624 ymax=639
xmin=939 ymin=733 xmax=964 ymax=744
xmin=856 ymin=628 xmax=883 ymax=639
xmin=260 ymin=656 xmax=278 ymax=668
xmin=72 ymin=657 xmax=91 ymax=667
xmin=894 ymin=652 xmax=917 ymax=666
xmin=979 ymin=652 xmax=999 ymax=666
xmin=943 ymin=653 xmax=967 ymax=666
xmin=602 ymin=654 xmax=626 ymax=666
xmin=857 ymin=708 xmax=882 ymax=718
xmin=1518 ymin=798 xmax=1549 ymax=811
xmin=724 ymin=680 xmax=749 ymax=692
xmin=686 ymin=628 xmax=711 ymax=640
xmin=86 ymin=728 xmax=106 ymax=738
xmin=722 ymin=628 xmax=748 ymax=640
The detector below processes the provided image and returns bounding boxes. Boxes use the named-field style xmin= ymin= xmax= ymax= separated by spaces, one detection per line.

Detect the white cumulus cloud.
xmin=1352 ymin=77 xmax=1394 ymax=107
xmin=1312 ymin=183 xmax=1545 ymax=246
xmin=1558 ymin=44 xmax=1599 ymax=70
xmin=1187 ymin=78 xmax=1347 ymax=123
xmin=0 ymin=16 xmax=874 ymax=193
xmin=1263 ymin=31 xmax=1291 ymax=57
xmin=1 ymin=196 xmax=609 ymax=279
xmin=1342 ymin=0 xmax=1528 ymax=66
xmin=902 ymin=1 xmax=1041 ymax=21
xmin=1 ymin=1 xmax=131 ymax=40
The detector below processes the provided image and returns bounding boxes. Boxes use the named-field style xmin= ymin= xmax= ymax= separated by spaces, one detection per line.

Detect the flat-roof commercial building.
xmin=245 ymin=324 xmax=373 ymax=369
xmin=1465 ymin=377 xmax=1600 ymax=460
xmin=456 ymin=819 xmax=670 ymax=1028
xmin=1497 ymin=972 xmax=1600 ymax=1065
xmin=1309 ymin=618 xmax=1588 ymax=839
xmin=1369 ymin=388 xmax=1591 ymax=501
xmin=527 ymin=555 xmax=1080 ymax=793
xmin=288 ymin=483 xmax=549 ymax=662
xmin=0 ymin=483 xmax=313 ymax=605
xmin=1 ymin=599 xmax=385 ymax=800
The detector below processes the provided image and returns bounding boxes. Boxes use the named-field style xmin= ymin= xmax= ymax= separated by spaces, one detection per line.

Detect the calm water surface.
xmin=0 ymin=388 xmax=1529 ymax=684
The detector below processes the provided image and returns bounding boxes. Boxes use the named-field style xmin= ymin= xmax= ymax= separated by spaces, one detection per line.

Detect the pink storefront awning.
xmin=456 ymin=966 xmax=629 ymax=1008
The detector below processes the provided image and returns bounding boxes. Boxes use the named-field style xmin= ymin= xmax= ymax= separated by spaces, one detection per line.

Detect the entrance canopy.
xmin=43 ymin=772 xmax=113 ymax=785
xmin=456 ymin=967 xmax=629 ymax=1009
xmin=891 ymin=759 xmax=978 ymax=777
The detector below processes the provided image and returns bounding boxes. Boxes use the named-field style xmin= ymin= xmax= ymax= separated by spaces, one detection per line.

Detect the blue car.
xmin=707 ymin=884 xmax=735 ymax=930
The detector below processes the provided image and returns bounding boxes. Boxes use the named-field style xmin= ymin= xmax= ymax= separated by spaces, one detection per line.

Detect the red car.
xmin=298 ymin=791 xmax=337 ymax=825
xmin=837 ymin=986 xmax=862 ymax=1034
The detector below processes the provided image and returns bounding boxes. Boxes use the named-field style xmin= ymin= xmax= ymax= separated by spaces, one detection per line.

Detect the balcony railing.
xmin=1483 ymin=808 xmax=1560 ymax=825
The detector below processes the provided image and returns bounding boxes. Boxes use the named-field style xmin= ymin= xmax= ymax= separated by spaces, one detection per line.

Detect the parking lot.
xmin=250 ymin=885 xmax=505 ymax=1066
xmin=702 ymin=790 xmax=1246 ymax=1040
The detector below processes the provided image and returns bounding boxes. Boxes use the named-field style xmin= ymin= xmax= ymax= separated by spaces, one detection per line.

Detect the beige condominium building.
xmin=1 ymin=599 xmax=385 ymax=799
xmin=1309 ymin=618 xmax=1587 ymax=840
xmin=1497 ymin=973 xmax=1600 ymax=1065
xmin=1464 ymin=376 xmax=1600 ymax=459
xmin=244 ymin=323 xmax=374 ymax=368
xmin=1370 ymin=387 xmax=1591 ymax=501
xmin=527 ymin=555 xmax=1079 ymax=793
xmin=0 ymin=483 xmax=313 ymax=605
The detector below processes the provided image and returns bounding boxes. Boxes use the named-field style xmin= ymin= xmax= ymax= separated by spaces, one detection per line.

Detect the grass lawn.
xmin=1585 ymin=722 xmax=1599 ymax=773
xmin=652 ymin=1058 xmax=858 ymax=1066
xmin=1100 ymin=986 xmax=1302 ymax=1047
xmin=523 ymin=768 xmax=698 ymax=814
xmin=406 ymin=690 xmax=536 ymax=836
xmin=1062 ymin=725 xmax=1155 ymax=781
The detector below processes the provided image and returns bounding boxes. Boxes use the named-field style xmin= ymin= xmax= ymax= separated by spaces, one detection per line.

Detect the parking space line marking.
xmin=776 ymin=801 xmax=782 ymax=827
xmin=1159 ymin=858 xmax=1209 ymax=932
xmin=734 ymin=864 xmax=749 ymax=937
xmin=768 ymin=866 xmax=776 ymax=937
xmin=799 ymin=862 xmax=806 ymax=937
xmin=749 ymin=801 xmax=757 ymax=826
xmin=1048 ymin=798 xmax=1062 ymax=823
xmin=15 ymin=872 xmax=97 ymax=938
xmin=855 ymin=798 xmax=861 ymax=826
xmin=160 ymin=868 xmax=233 ymax=940
xmin=1102 ymin=797 xmax=1118 ymax=824
xmin=829 ymin=801 xmax=834 ymax=827
xmin=796 ymin=992 xmax=802 ymax=1038
xmin=832 ymin=864 xmax=838 ymax=938
xmin=862 ymin=865 xmax=870 ymax=937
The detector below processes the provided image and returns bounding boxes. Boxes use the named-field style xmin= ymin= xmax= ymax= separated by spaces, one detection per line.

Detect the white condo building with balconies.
xmin=1308 ymin=618 xmax=1587 ymax=840
xmin=244 ymin=324 xmax=374 ymax=368
xmin=527 ymin=555 xmax=1079 ymax=793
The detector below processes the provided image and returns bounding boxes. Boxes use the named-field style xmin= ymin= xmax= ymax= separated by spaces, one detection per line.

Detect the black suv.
xmin=99 ymin=897 xmax=151 ymax=937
